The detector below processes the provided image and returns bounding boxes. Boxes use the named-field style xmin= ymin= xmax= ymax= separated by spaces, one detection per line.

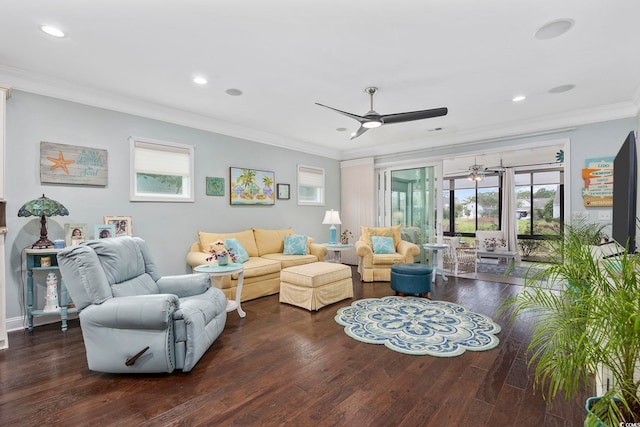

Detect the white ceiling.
xmin=1 ymin=1 xmax=639 ymax=161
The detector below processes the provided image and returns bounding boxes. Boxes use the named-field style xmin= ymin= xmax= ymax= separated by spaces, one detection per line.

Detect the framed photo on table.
xmin=95 ymin=224 xmax=116 ymax=239
xmin=103 ymin=215 xmax=133 ymax=237
xmin=277 ymin=183 xmax=290 ymax=200
xmin=64 ymin=223 xmax=88 ymax=247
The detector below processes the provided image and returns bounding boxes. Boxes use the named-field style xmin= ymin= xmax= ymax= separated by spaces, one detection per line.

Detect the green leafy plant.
xmin=340 ymin=229 xmax=353 ymax=243
xmin=503 ymin=220 xmax=640 ymax=425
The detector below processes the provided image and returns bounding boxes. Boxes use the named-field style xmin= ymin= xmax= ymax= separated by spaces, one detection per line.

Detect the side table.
xmin=322 ymin=243 xmax=354 ymax=263
xmin=24 ymin=248 xmax=78 ymax=332
xmin=194 ymin=263 xmax=246 ymax=318
xmin=423 ymin=243 xmax=449 ymax=283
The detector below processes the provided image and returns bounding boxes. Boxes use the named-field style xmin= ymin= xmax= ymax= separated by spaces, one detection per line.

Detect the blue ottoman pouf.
xmin=390 ymin=263 xmax=433 ymax=298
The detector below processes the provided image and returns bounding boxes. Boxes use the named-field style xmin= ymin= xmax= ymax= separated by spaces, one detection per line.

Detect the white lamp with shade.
xmin=322 ymin=209 xmax=341 ymax=244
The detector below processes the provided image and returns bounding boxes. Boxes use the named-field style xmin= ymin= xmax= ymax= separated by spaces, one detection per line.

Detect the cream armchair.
xmin=356 ymin=225 xmax=420 ymax=282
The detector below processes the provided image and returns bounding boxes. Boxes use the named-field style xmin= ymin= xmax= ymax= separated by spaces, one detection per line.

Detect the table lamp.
xmin=18 ymin=194 xmax=69 ymax=248
xmin=322 ymin=209 xmax=341 ymax=244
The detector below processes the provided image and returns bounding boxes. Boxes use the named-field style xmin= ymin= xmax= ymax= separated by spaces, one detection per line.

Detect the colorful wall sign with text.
xmin=582 ymin=157 xmax=613 ymax=207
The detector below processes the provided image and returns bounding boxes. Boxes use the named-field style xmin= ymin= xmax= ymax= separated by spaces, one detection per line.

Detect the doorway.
xmin=377 ymin=164 xmax=441 ymax=264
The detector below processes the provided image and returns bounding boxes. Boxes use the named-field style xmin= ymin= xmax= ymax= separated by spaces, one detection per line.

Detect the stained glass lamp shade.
xmin=18 ymin=194 xmax=69 ymax=248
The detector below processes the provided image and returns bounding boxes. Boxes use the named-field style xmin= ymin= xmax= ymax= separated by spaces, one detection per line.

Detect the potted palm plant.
xmin=503 ymin=220 xmax=640 ymax=426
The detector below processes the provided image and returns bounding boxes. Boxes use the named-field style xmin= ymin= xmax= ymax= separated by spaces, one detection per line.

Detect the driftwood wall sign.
xmin=40 ymin=141 xmax=108 ymax=186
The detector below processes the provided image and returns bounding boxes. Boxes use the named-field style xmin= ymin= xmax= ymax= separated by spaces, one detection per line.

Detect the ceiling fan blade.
xmin=315 ymin=102 xmax=365 ymax=122
xmin=380 ymin=107 xmax=448 ymax=125
xmin=350 ymin=125 xmax=369 ymax=140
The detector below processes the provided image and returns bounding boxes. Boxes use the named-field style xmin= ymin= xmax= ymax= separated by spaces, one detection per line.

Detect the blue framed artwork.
xmin=206 ymin=177 xmax=225 ymax=196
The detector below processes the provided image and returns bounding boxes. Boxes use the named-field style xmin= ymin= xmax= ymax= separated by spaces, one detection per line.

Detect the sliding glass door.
xmin=378 ymin=164 xmax=441 ymax=263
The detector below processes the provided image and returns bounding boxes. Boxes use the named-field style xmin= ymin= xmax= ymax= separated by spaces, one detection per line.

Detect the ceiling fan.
xmin=315 ymin=87 xmax=448 ymax=140
xmin=459 ymin=159 xmax=507 ymax=181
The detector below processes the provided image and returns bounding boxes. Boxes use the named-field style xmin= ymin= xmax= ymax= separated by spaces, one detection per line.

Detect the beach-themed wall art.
xmin=229 ymin=167 xmax=275 ymax=205
xmin=206 ymin=177 xmax=225 ymax=196
xmin=582 ymin=156 xmax=613 ymax=207
xmin=40 ymin=141 xmax=108 ymax=186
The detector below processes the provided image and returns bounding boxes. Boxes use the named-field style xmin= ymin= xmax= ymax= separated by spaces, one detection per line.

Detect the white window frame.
xmin=297 ymin=164 xmax=325 ymax=206
xmin=129 ymin=136 xmax=195 ymax=202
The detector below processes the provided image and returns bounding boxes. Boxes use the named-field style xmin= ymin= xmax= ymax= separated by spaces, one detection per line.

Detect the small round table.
xmin=194 ymin=263 xmax=246 ymax=318
xmin=322 ymin=243 xmax=354 ymax=263
xmin=423 ymin=243 xmax=449 ymax=283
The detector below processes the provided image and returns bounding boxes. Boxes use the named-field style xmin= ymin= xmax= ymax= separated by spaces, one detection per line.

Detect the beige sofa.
xmin=355 ymin=225 xmax=420 ymax=282
xmin=186 ymin=228 xmax=327 ymax=302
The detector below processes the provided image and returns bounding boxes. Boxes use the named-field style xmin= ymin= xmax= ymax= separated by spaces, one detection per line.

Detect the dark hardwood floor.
xmin=0 ymin=267 xmax=590 ymax=426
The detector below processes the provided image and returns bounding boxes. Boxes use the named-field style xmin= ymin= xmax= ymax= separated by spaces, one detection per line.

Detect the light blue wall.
xmin=4 ymin=91 xmax=340 ymax=320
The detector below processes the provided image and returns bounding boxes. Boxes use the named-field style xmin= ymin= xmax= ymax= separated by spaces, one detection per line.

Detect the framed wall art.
xmin=95 ymin=224 xmax=116 ymax=239
xmin=64 ymin=223 xmax=88 ymax=247
xmin=206 ymin=177 xmax=225 ymax=196
xmin=277 ymin=183 xmax=290 ymax=200
xmin=103 ymin=215 xmax=133 ymax=237
xmin=40 ymin=141 xmax=108 ymax=186
xmin=229 ymin=167 xmax=275 ymax=206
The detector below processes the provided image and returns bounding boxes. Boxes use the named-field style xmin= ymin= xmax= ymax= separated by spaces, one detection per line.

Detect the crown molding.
xmin=0 ymin=66 xmax=342 ymax=160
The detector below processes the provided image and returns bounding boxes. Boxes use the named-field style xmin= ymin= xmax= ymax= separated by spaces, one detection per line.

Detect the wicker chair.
xmin=442 ymin=236 xmax=477 ymax=275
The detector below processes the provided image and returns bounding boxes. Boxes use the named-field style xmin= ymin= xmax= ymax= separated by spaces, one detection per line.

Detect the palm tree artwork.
xmin=262 ymin=175 xmax=274 ymax=197
xmin=230 ymin=167 xmax=276 ymax=205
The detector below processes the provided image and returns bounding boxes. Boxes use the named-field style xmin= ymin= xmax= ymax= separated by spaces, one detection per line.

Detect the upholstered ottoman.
xmin=280 ymin=262 xmax=353 ymax=311
xmin=390 ymin=263 xmax=433 ymax=297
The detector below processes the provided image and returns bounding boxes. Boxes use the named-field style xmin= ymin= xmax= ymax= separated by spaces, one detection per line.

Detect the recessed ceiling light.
xmin=535 ymin=19 xmax=574 ymax=40
xmin=548 ymin=84 xmax=576 ymax=94
xmin=41 ymin=25 xmax=65 ymax=38
xmin=225 ymin=88 xmax=243 ymax=96
xmin=193 ymin=76 xmax=208 ymax=85
xmin=512 ymin=95 xmax=526 ymax=102
xmin=336 ymin=127 xmax=347 ymax=132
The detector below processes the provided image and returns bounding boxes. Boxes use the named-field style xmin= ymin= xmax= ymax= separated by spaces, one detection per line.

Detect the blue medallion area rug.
xmin=335 ymin=296 xmax=501 ymax=357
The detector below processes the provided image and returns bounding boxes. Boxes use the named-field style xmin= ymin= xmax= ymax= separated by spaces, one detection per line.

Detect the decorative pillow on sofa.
xmin=371 ymin=236 xmax=396 ymax=254
xmin=198 ymin=229 xmax=258 ymax=257
xmin=283 ymin=235 xmax=308 ymax=255
xmin=361 ymin=225 xmax=401 ymax=249
xmin=224 ymin=238 xmax=250 ymax=263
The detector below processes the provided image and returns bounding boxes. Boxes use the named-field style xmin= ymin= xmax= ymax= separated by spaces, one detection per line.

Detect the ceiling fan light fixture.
xmin=362 ymin=120 xmax=382 ymax=129
xmin=468 ymin=171 xmax=483 ymax=182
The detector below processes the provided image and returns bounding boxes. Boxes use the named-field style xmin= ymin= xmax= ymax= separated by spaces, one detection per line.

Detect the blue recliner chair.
xmin=57 ymin=236 xmax=227 ymax=373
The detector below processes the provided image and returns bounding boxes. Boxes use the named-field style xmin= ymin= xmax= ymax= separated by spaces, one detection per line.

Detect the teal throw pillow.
xmin=224 ymin=238 xmax=250 ymax=263
xmin=283 ymin=234 xmax=308 ymax=255
xmin=372 ymin=236 xmax=395 ymax=254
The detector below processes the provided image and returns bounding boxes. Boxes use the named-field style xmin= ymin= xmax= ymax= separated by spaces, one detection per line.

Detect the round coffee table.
xmin=194 ymin=263 xmax=246 ymax=317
